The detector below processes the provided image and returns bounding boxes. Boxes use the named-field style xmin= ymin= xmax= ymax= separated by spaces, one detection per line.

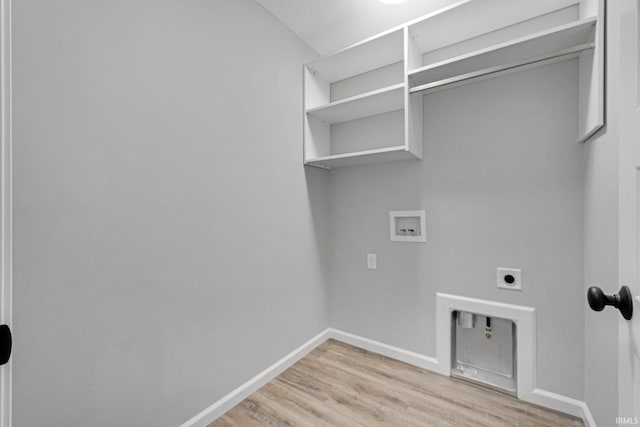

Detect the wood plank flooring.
xmin=210 ymin=339 xmax=583 ymax=427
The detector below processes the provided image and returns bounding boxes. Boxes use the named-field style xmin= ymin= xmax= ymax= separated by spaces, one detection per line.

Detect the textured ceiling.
xmin=254 ymin=0 xmax=465 ymax=55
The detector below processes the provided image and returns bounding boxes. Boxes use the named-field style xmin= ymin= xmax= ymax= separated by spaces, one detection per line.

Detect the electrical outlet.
xmin=367 ymin=253 xmax=377 ymax=270
xmin=497 ymin=268 xmax=522 ymax=291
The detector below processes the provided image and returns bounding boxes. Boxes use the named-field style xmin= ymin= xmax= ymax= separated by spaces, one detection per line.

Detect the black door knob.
xmin=587 ymin=286 xmax=633 ymax=320
xmin=0 ymin=324 xmax=10 ymax=365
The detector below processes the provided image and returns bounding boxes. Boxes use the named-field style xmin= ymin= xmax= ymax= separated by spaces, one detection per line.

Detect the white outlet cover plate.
xmin=497 ymin=268 xmax=522 ymax=291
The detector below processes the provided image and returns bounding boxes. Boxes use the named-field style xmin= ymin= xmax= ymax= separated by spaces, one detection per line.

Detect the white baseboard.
xmin=580 ymin=402 xmax=597 ymax=427
xmin=178 ymin=328 xmax=332 ymax=427
xmin=326 ymin=328 xmax=441 ymax=373
xmin=523 ymin=389 xmax=597 ymax=427
xmin=180 ymin=327 xmax=596 ymax=427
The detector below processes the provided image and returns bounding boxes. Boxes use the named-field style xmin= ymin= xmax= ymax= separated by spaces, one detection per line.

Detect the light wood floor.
xmin=210 ymin=339 xmax=583 ymax=427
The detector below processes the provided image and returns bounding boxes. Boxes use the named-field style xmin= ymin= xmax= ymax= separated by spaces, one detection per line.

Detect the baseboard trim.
xmin=180 ymin=328 xmax=596 ymax=427
xmin=327 ymin=328 xmax=441 ymax=373
xmin=178 ymin=328 xmax=332 ymax=427
xmin=580 ymin=402 xmax=597 ymax=427
xmin=523 ymin=388 xmax=597 ymax=427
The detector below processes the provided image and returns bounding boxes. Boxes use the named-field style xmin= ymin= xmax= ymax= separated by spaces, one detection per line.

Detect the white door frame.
xmin=618 ymin=0 xmax=640 ymax=421
xmin=0 ymin=0 xmax=11 ymax=426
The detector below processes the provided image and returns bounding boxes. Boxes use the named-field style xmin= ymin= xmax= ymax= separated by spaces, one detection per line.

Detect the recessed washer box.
xmin=389 ymin=210 xmax=426 ymax=242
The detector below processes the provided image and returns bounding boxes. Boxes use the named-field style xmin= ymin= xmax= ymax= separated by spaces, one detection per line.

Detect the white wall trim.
xmin=526 ymin=389 xmax=597 ymax=427
xmin=181 ymin=325 xmax=595 ymax=427
xmin=327 ymin=328 xmax=439 ymax=372
xmin=178 ymin=329 xmax=332 ymax=427
xmin=580 ymin=400 xmax=597 ymax=427
xmin=0 ymin=1 xmax=11 ymax=426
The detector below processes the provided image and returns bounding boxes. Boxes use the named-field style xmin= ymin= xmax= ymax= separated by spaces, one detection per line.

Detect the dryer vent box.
xmin=451 ymin=311 xmax=517 ymax=395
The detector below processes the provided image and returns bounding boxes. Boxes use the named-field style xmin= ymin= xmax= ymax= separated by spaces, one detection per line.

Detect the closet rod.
xmin=409 ymin=42 xmax=595 ymax=95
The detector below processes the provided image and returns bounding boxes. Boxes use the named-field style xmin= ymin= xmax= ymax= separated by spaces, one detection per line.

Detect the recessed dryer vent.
xmin=451 ymin=311 xmax=517 ymax=395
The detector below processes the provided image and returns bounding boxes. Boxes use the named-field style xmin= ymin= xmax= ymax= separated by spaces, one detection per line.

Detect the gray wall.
xmin=11 ymin=0 xmax=615 ymax=424
xmin=329 ymin=60 xmax=587 ymax=399
xmin=583 ymin=1 xmax=620 ymax=425
xmin=12 ymin=1 xmax=328 ymax=426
